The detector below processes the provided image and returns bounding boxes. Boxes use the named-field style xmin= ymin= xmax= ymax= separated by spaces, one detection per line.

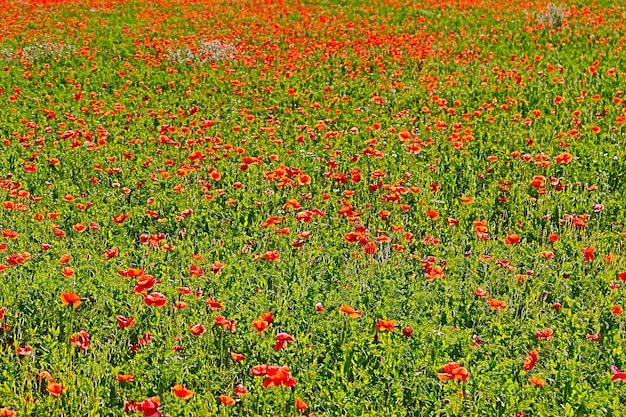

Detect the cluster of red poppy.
xmin=251 ymin=365 xmax=297 ymax=388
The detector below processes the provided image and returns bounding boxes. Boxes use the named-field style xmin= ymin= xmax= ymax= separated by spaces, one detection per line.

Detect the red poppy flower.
xmin=171 ymin=384 xmax=193 ymax=400
xmin=375 ymin=319 xmax=397 ymax=332
xmin=487 ymin=299 xmax=507 ymax=311
xmin=362 ymin=241 xmax=377 ymax=254
xmin=474 ymin=288 xmax=487 ymax=297
xmin=60 ymin=292 xmax=82 ymax=308
xmin=117 ymin=373 xmax=134 ymax=382
xmin=295 ymin=398 xmax=308 ymax=412
xmin=535 ymin=328 xmax=554 ymax=340
xmin=504 ymin=234 xmax=521 ymax=245
xmin=112 ymin=213 xmax=130 ymax=224
xmin=214 ymin=315 xmax=237 ymax=332
xmin=253 ymin=318 xmax=270 ymax=334
xmin=437 ymin=362 xmax=468 ymax=381
xmin=250 ymin=364 xmax=268 ymax=376
xmin=555 ymin=152 xmax=573 ymax=164
xmin=581 ymin=246 xmax=595 ymax=262
xmin=530 ymin=175 xmax=546 ymax=188
xmin=133 ymin=275 xmax=158 ymax=293
xmin=143 ymin=292 xmax=167 ymax=307
xmin=611 ymin=366 xmax=626 ymax=381
xmin=190 ymin=324 xmax=206 ymax=336
xmin=219 ymin=395 xmax=236 ymax=405
xmin=136 ymin=396 xmax=160 ymax=417
xmin=261 ymin=365 xmax=297 ymax=388
xmin=116 ymin=315 xmax=135 ymax=329
xmin=16 ymin=345 xmax=32 ymax=356
xmin=263 ymin=250 xmax=280 ymax=261
xmin=338 ymin=305 xmax=362 ymax=318
xmin=46 ymin=382 xmax=64 ymax=397
xmin=210 ymin=261 xmax=224 ymax=274
xmin=233 ymin=384 xmax=248 ymax=396
xmin=206 ymin=298 xmax=223 ymax=310
xmin=529 ymin=376 xmax=545 ymax=387
xmin=274 ymin=332 xmax=296 ymax=350
xmin=523 ymin=350 xmax=538 ymax=371
xmin=70 ymin=330 xmax=90 ymax=351
xmin=61 ymin=266 xmax=75 ymax=277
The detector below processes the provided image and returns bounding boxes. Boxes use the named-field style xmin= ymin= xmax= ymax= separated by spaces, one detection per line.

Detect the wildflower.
xmin=581 ymin=246 xmax=595 ymax=262
xmin=117 ymin=374 xmax=134 ymax=382
xmin=295 ymin=398 xmax=308 ymax=412
xmin=171 ymin=384 xmax=193 ymax=400
xmin=206 ymin=298 xmax=223 ymax=310
xmin=69 ymin=331 xmax=90 ymax=351
xmin=60 ymin=292 xmax=82 ymax=308
xmin=375 ymin=319 xmax=397 ymax=332
xmin=523 ymin=350 xmax=538 ymax=371
xmin=437 ymin=362 xmax=468 ymax=382
xmin=262 ymin=365 xmax=297 ymax=388
xmin=487 ymin=299 xmax=507 ymax=311
xmin=16 ymin=346 xmax=32 ymax=356
xmin=611 ymin=366 xmax=626 ymax=381
xmin=474 ymin=288 xmax=487 ymax=297
xmin=253 ymin=317 xmax=270 ymax=334
xmin=143 ymin=292 xmax=167 ymax=307
xmin=535 ymin=328 xmax=554 ymax=340
xmin=214 ymin=315 xmax=237 ymax=332
xmin=274 ymin=333 xmax=296 ymax=350
xmin=338 ymin=305 xmax=362 ymax=318
xmin=555 ymin=152 xmax=573 ymax=164
xmin=46 ymin=382 xmax=64 ymax=397
xmin=116 ymin=315 xmax=136 ymax=329
xmin=504 ymin=234 xmax=521 ymax=245
xmin=233 ymin=384 xmax=248 ymax=396
xmin=219 ymin=395 xmax=236 ymax=405
xmin=529 ymin=376 xmax=545 ymax=387
xmin=190 ymin=324 xmax=206 ymax=336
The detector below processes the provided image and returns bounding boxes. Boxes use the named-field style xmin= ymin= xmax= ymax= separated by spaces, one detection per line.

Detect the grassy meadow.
xmin=0 ymin=0 xmax=626 ymax=415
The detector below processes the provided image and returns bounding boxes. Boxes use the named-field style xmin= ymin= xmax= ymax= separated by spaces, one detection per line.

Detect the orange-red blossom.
xmin=250 ymin=364 xmax=297 ymax=388
xmin=437 ymin=362 xmax=469 ymax=382
xmin=339 ymin=305 xmax=362 ymax=318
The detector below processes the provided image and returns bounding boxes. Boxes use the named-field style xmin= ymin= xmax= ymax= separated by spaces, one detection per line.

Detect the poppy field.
xmin=0 ymin=0 xmax=625 ymax=415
